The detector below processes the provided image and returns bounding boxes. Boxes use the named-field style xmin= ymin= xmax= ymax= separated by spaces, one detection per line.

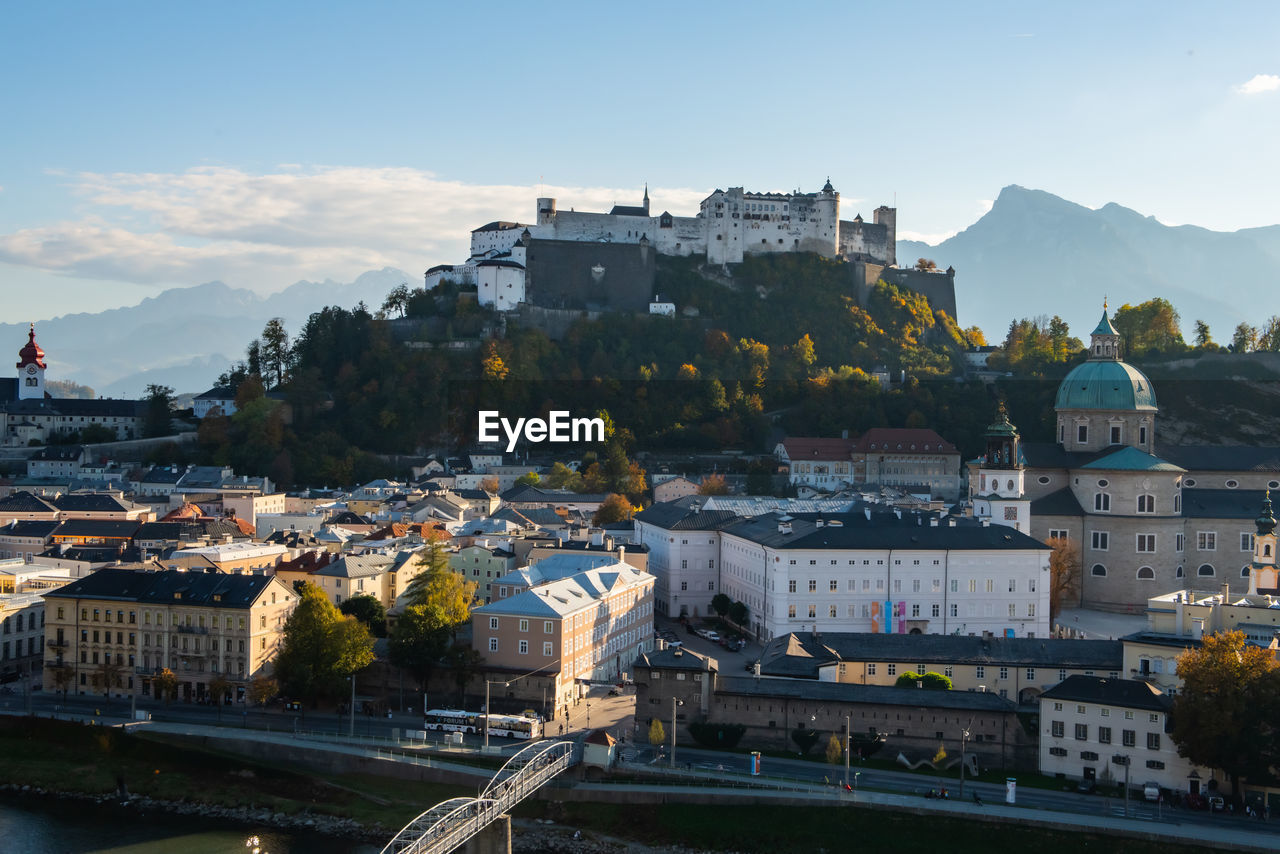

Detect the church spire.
xmin=643 ymin=182 xmax=649 ymax=215
xmin=1089 ymin=301 xmax=1121 ymax=361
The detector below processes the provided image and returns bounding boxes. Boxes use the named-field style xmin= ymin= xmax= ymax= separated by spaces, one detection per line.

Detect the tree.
xmin=389 ymin=603 xmax=452 ymax=696
xmin=247 ymin=674 xmax=279 ymax=707
xmin=94 ymin=658 xmax=125 ymax=701
xmin=826 ymin=734 xmax=844 ymax=766
xmin=143 ymin=384 xmax=175 ymax=438
xmin=648 ymin=718 xmax=666 ymax=746
xmin=545 ymin=462 xmax=584 ymax=491
xmin=155 ymin=668 xmax=178 ymax=704
xmin=963 ymin=326 xmax=988 ymax=348
xmin=728 ymin=600 xmax=748 ymax=626
xmin=403 ymin=531 xmax=477 ymax=630
xmin=1193 ymin=319 xmax=1215 ymax=350
xmin=697 ymin=474 xmax=730 ymax=496
xmin=1048 ymin=536 xmax=1081 ymax=624
xmin=791 ymin=726 xmax=821 ymax=755
xmin=1258 ymin=316 xmax=1280 ymax=352
xmin=514 ymin=472 xmax=542 ymax=488
xmin=382 ymin=283 xmax=412 ymax=318
xmin=479 ymin=476 xmax=501 ymax=494
xmin=591 ymin=493 xmax=634 ymax=526
xmin=1171 ymin=631 xmax=1280 ymax=802
xmin=273 ymin=583 xmax=376 ymax=703
xmin=915 ymin=258 xmax=938 ymax=272
xmin=895 ymin=671 xmax=952 ymax=690
xmin=1112 ymin=298 xmax=1185 ymax=356
xmin=208 ymin=674 xmax=232 ymax=718
xmin=445 ymin=645 xmax=484 ymax=706
xmin=260 ymin=318 xmax=291 ymax=388
xmin=710 ymin=593 xmax=731 ymax=619
xmin=1232 ymin=322 xmax=1258 ymax=353
xmin=340 ymin=594 xmax=388 ymax=637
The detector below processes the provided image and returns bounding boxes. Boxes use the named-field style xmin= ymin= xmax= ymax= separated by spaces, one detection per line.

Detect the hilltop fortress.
xmin=427 ymin=179 xmax=955 ymax=320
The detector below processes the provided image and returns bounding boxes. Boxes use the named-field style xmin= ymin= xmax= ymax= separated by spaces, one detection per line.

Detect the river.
xmin=0 ymin=796 xmax=382 ymax=854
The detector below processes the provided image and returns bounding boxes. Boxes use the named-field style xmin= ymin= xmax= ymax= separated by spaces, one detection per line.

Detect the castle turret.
xmin=536 ymin=197 xmax=557 ymax=227
xmin=16 ymin=323 xmax=46 ymax=400
xmin=643 ymin=183 xmax=650 ymax=215
xmin=874 ymin=205 xmax=897 ymax=266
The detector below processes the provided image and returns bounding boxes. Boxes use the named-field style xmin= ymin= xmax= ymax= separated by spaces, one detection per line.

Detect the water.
xmin=0 ymin=796 xmax=382 ymax=854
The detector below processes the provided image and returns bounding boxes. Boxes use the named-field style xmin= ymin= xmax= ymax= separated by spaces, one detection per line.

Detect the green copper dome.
xmin=1055 ymin=360 xmax=1157 ymax=411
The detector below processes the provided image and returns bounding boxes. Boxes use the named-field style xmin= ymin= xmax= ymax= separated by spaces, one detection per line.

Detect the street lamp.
xmin=1112 ymin=754 xmax=1131 ymax=818
xmin=586 ymin=700 xmax=591 ymax=731
xmin=670 ymin=698 xmax=684 ymax=768
xmin=349 ymin=674 xmax=356 ymax=737
xmin=959 ymin=725 xmax=970 ymax=801
xmin=844 ymin=714 xmax=852 ymax=788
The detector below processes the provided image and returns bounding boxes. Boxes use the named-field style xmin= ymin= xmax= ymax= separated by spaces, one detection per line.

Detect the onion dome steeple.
xmin=16 ymin=323 xmax=46 ymax=370
xmin=1259 ymin=490 xmax=1277 ymax=538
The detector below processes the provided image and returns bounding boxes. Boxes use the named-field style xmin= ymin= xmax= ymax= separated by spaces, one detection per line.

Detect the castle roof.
xmin=471 ymin=221 xmax=525 ymax=233
xmin=608 ymin=205 xmax=649 ymax=217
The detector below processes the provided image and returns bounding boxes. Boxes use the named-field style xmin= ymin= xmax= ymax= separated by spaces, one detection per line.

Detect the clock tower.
xmin=16 ymin=324 xmax=46 ymax=400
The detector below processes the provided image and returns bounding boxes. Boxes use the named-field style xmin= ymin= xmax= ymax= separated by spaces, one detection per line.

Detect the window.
xmin=1110 ymin=425 xmax=1122 ymax=445
xmin=1149 ymin=713 xmax=1160 ymax=723
xmin=489 ymin=617 xmax=499 ymax=630
xmin=932 ymin=604 xmax=940 ymax=618
xmin=999 ymin=667 xmax=1009 ymax=680
xmin=1176 ymin=533 xmax=1184 ymax=552
xmin=808 ymin=605 xmax=816 ymax=619
xmin=888 ymin=664 xmax=898 ymax=676
xmin=1091 ymin=531 xmax=1109 ymax=551
xmin=788 ymin=580 xmax=796 ymax=593
xmin=1197 ymin=532 xmax=1216 ymax=551
xmin=1009 ymin=579 xmax=1017 ymax=593
xmin=912 ymin=579 xmax=921 ymax=593
xmin=1197 ymin=564 xmax=1215 ymax=577
xmin=829 ymin=605 xmax=837 ymax=618
xmin=1242 ymin=533 xmax=1256 ymax=552
xmin=1147 ymin=732 xmax=1161 ymax=750
xmin=808 ymin=579 xmax=817 ymax=593
xmin=867 ymin=663 xmax=877 ymax=676
xmin=708 ymin=581 xmax=715 ymax=590
xmin=1124 ymin=710 xmax=1134 ymax=720
xmin=1049 ymin=746 xmax=1068 ymax=757
xmin=1122 ymin=730 xmax=1136 ymax=748
xmin=1139 ymin=425 xmax=1148 ymax=445
xmin=543 ymin=642 xmax=553 ymax=656
xmin=1051 ymin=720 xmax=1065 ymax=738
xmin=1137 ymin=534 xmax=1156 ymax=553
xmin=519 ymin=619 xmax=529 ymax=632
xmin=950 ymin=603 xmax=958 ymax=617
xmin=1077 ymin=425 xmax=1088 ymax=444
xmin=518 ymin=640 xmax=528 ymax=655
xmin=944 ymin=666 xmax=953 ymax=677
xmin=1049 ymin=529 xmax=1068 ymax=541
xmin=830 ymin=579 xmax=838 ymax=592
xmin=1008 ymin=603 xmax=1016 ymax=618
xmin=1094 ymin=493 xmax=1111 ymax=512
xmin=1098 ymin=726 xmax=1112 ymax=744
xmin=1101 ymin=707 xmax=1109 ymax=716
xmin=488 ymin=637 xmax=498 ymax=652
xmin=975 ymin=666 xmax=985 ymax=679
xmin=1091 ymin=564 xmax=1107 ymax=577
xmin=1075 ymin=723 xmax=1088 ymax=740
xmin=681 ymin=582 xmax=688 ymax=591
xmin=1081 ymin=751 xmax=1099 ymax=761
xmin=1137 ymin=566 xmax=1155 ymax=579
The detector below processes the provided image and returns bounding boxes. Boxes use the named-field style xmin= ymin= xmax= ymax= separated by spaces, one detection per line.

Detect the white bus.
xmin=484 ymin=713 xmax=542 ymax=740
xmin=423 ymin=709 xmax=480 ymax=733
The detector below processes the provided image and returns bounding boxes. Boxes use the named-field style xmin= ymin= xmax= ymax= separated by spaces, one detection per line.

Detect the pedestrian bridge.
xmin=380 ymin=739 xmax=578 ymax=854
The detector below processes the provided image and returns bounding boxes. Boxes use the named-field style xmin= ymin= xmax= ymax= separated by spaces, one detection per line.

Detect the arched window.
xmin=1175 ymin=566 xmax=1184 ymax=578
xmin=1091 ymin=564 xmax=1107 ymax=577
xmin=1242 ymin=566 xmax=1251 ymax=578
xmin=1137 ymin=494 xmax=1156 ymax=514
xmin=1198 ymin=564 xmax=1215 ymax=577
xmin=1137 ymin=567 xmax=1155 ymax=580
xmin=1094 ymin=493 xmax=1111 ymax=512
xmin=1266 ymin=544 xmax=1273 ymax=557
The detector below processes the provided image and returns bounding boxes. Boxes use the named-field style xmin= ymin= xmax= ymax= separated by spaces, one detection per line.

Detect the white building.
xmin=718 ymin=510 xmax=1051 ymax=642
xmin=1038 ymin=675 xmax=1210 ymax=796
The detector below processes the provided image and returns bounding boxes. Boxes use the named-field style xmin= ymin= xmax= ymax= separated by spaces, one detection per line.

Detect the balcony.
xmin=46 ymin=638 xmax=68 ymax=650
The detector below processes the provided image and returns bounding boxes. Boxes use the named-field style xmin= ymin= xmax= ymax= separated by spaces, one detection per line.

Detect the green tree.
xmin=710 ymin=593 xmax=732 ymax=618
xmin=791 ymin=726 xmax=821 ymax=755
xmin=1193 ymin=319 xmax=1215 ymax=349
xmin=1171 ymin=631 xmax=1280 ymax=802
xmin=1112 ymin=298 xmax=1185 ymax=356
xmin=248 ymin=674 xmax=279 ymax=707
xmin=825 ymin=734 xmax=844 ymax=765
xmin=514 ymin=472 xmax=542 ymax=488
xmin=648 ymin=718 xmax=666 ymax=746
xmin=389 ymin=603 xmax=452 ymax=695
xmin=273 ymin=583 xmax=376 ymax=703
xmin=339 ymin=594 xmax=388 ymax=637
xmin=895 ymin=671 xmax=952 ymax=690
xmin=403 ymin=531 xmax=477 ymax=629
xmin=1232 ymin=322 xmax=1258 ymax=353
xmin=381 ymin=283 xmax=412 ymax=318
xmin=591 ymin=493 xmax=634 ymax=526
xmin=1257 ymin=316 xmax=1280 ymax=352
xmin=728 ymin=600 xmax=749 ymax=626
xmin=260 ymin=318 xmax=291 ymax=388
xmin=143 ymin=384 xmax=175 ymax=438
xmin=545 ymin=462 xmax=584 ymax=491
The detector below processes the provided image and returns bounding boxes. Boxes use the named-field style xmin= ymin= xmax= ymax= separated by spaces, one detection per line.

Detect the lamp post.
xmin=484 ymin=679 xmax=510 ymax=750
xmin=1112 ymin=754 xmax=1130 ymax=818
xmin=844 ymin=714 xmax=852 ymax=788
xmin=348 ymin=674 xmax=355 ymax=738
xmin=670 ymin=698 xmax=684 ymax=769
xmin=959 ymin=726 xmax=970 ymax=801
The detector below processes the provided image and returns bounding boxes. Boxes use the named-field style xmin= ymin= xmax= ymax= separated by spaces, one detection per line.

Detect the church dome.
xmin=16 ymin=324 xmax=46 ymax=370
xmin=1055 ymin=360 xmax=1157 ymax=411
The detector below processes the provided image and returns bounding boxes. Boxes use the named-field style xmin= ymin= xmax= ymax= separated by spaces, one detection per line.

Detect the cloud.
xmin=1236 ymin=74 xmax=1280 ymax=95
xmin=0 ymin=166 xmax=709 ymax=292
xmin=897 ymin=229 xmax=957 ymax=246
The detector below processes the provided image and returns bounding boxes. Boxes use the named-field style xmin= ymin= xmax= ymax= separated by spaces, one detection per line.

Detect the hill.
xmin=898 ymin=185 xmax=1280 ymax=340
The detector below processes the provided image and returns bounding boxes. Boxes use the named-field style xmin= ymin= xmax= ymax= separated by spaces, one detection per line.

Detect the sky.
xmin=3 ymin=1 xmax=1279 ymax=322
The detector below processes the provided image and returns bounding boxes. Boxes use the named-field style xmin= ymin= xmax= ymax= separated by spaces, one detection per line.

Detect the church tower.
xmin=1089 ymin=300 xmax=1122 ymax=360
xmin=16 ymin=324 xmax=46 ymax=400
xmin=973 ymin=402 xmax=1028 ymax=532
xmin=1247 ymin=491 xmax=1278 ymax=595
xmin=643 ymin=183 xmax=650 ymax=215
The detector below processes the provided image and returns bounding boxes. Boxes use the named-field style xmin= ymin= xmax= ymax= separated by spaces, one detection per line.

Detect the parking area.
xmin=654 ymin=615 xmax=763 ymax=674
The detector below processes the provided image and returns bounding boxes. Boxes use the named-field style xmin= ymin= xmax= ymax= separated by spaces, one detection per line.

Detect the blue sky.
xmin=3 ymin=2 xmax=1279 ymax=325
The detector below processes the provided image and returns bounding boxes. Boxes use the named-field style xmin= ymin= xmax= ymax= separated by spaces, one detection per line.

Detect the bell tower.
xmin=16 ymin=324 xmax=46 ymax=400
xmin=1247 ymin=491 xmax=1278 ymax=595
xmin=974 ymin=402 xmax=1028 ymax=532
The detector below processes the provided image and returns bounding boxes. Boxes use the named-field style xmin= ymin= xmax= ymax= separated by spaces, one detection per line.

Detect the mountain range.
xmin=1 ymin=268 xmax=412 ymax=399
xmin=898 ymin=185 xmax=1280 ymax=342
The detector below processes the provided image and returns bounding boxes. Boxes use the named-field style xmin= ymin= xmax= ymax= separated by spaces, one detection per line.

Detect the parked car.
xmin=1076 ymin=779 xmax=1097 ymax=794
xmin=703 ymin=631 xmax=721 ymax=643
xmin=1142 ymin=782 xmax=1160 ymax=801
xmin=666 ymin=639 xmax=683 ymax=650
xmin=1208 ymin=795 xmax=1225 ymax=812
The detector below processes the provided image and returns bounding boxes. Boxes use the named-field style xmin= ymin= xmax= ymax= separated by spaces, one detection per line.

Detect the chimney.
xmin=1222 ymin=582 xmax=1230 ymax=603
xmin=591 ymin=529 xmax=604 ymax=546
xmin=618 ymin=545 xmax=626 ymax=563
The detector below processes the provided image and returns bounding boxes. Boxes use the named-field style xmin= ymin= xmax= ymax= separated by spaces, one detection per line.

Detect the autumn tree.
xmin=697 ymin=474 xmax=730 ymax=495
xmin=514 ymin=472 xmax=541 ymax=488
xmin=403 ymin=530 xmax=477 ymax=630
xmin=915 ymin=258 xmax=938 ymax=272
xmin=155 ymin=668 xmax=179 ymax=703
xmin=591 ymin=493 xmax=634 ymax=526
xmin=649 ymin=718 xmax=666 ymax=747
xmin=479 ymin=475 xmax=500 ymax=493
xmin=963 ymin=326 xmax=988 ymax=348
xmin=826 ymin=734 xmax=844 ymax=765
xmin=1048 ymin=536 xmax=1081 ymax=624
xmin=273 ymin=583 xmax=376 ymax=703
xmin=1171 ymin=631 xmax=1280 ymax=802
xmin=248 ymin=674 xmax=279 ymax=707
xmin=1112 ymin=298 xmax=1185 ymax=356
xmin=1232 ymin=323 xmax=1258 ymax=353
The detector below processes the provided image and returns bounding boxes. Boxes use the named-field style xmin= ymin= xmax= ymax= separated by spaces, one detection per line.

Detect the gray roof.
xmin=1040 ymin=675 xmax=1171 ymax=712
xmin=52 ymin=519 xmax=141 ymax=539
xmin=313 ymin=553 xmax=396 ymax=579
xmin=43 ymin=567 xmax=279 ymax=608
xmin=634 ymin=647 xmax=717 ymax=672
xmin=53 ymin=493 xmax=131 ymax=513
xmin=1181 ymin=488 xmax=1271 ymax=520
xmin=0 ymin=491 xmax=58 ymax=514
xmin=721 ymin=511 xmax=1051 ymax=552
xmin=758 ymin=632 xmax=1123 ymax=679
xmin=634 ymin=500 xmax=743 ymax=531
xmin=714 ymin=674 xmax=1017 ymax=713
xmin=0 ymin=520 xmax=59 ymax=538
xmin=608 ymin=205 xmax=649 ymax=217
xmin=1029 ymin=488 xmax=1084 ymax=517
xmin=1160 ymin=446 xmax=1280 ymax=473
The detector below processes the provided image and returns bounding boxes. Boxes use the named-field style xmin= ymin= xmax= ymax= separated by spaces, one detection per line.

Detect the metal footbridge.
xmin=380 ymin=739 xmax=578 ymax=854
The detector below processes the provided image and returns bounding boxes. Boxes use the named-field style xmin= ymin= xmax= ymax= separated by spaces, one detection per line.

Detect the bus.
xmin=484 ymin=713 xmax=542 ymax=740
xmin=423 ymin=709 xmax=480 ymax=733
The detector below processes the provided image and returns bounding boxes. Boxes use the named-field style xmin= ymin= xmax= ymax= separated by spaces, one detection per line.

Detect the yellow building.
xmin=42 ymin=568 xmax=295 ymax=703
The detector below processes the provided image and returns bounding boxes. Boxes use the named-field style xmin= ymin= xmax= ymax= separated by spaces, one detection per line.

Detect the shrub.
xmin=688 ymin=721 xmax=746 ymax=749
